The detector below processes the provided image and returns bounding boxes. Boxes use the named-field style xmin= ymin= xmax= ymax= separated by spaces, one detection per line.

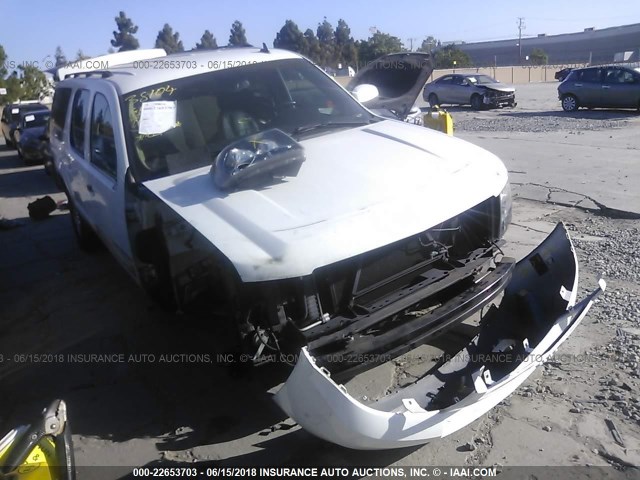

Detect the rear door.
xmin=49 ymin=87 xmax=73 ymax=177
xmin=433 ymin=75 xmax=454 ymax=103
xmin=65 ymin=88 xmax=94 ymax=221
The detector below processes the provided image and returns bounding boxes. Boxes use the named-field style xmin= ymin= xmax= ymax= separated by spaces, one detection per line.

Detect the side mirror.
xmin=351 ymin=84 xmax=380 ymax=104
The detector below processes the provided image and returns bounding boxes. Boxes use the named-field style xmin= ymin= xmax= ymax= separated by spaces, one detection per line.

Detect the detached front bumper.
xmin=274 ymin=223 xmax=605 ymax=449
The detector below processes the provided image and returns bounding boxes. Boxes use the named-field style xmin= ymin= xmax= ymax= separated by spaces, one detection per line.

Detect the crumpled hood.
xmin=479 ymin=82 xmax=515 ymax=93
xmin=143 ymin=120 xmax=508 ymax=282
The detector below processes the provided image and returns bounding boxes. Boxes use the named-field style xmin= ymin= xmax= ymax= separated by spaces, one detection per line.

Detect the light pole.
xmin=517 ymin=17 xmax=526 ymax=64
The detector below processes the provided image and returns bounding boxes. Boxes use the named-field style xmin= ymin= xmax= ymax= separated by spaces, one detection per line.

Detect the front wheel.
xmin=428 ymin=93 xmax=439 ymax=107
xmin=561 ymin=94 xmax=578 ymax=112
xmin=471 ymin=94 xmax=484 ymax=111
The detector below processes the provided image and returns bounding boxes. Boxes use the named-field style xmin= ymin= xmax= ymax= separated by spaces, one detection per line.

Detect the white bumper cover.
xmin=274 ymin=223 xmax=605 ymax=449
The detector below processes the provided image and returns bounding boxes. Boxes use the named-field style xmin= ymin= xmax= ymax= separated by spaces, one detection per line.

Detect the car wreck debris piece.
xmin=27 ymin=196 xmax=57 ymax=220
xmin=604 ymin=419 xmax=625 ymax=447
xmin=275 ymin=224 xmax=606 ymax=449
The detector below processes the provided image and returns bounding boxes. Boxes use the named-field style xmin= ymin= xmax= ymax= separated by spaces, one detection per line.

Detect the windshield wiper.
xmin=292 ymin=120 xmax=375 ymax=137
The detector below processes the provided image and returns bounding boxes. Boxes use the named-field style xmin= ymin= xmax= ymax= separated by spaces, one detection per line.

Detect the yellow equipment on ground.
xmin=423 ymin=107 xmax=454 ymax=135
xmin=0 ymin=400 xmax=74 ymax=480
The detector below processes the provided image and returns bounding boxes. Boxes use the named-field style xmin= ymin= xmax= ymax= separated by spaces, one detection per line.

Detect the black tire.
xmin=428 ymin=93 xmax=439 ymax=107
xmin=561 ymin=94 xmax=578 ymax=112
xmin=68 ymin=198 xmax=99 ymax=251
xmin=471 ymin=94 xmax=484 ymax=111
xmin=4 ymin=136 xmax=14 ymax=149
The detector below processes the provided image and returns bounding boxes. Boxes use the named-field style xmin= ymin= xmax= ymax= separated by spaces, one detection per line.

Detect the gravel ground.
xmin=416 ymin=81 xmax=639 ymax=133
xmin=452 ymin=111 xmax=633 ymax=133
xmin=554 ymin=211 xmax=640 ymax=456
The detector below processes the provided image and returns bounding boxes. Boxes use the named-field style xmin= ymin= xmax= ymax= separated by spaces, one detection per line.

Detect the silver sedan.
xmin=423 ymin=74 xmax=516 ymax=110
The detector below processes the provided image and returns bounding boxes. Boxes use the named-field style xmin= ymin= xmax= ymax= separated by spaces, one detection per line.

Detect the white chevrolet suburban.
xmin=50 ymin=48 xmax=604 ymax=449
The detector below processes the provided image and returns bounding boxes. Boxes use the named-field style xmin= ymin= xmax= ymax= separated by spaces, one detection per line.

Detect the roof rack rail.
xmin=64 ymin=70 xmax=134 ymax=80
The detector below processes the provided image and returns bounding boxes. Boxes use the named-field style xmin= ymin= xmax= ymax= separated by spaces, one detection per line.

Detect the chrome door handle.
xmin=602 ymin=85 xmax=611 ymax=89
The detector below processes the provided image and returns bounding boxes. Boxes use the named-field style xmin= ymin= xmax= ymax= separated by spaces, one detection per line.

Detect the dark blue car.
xmin=1 ymin=102 xmax=48 ymax=148
xmin=14 ymin=109 xmax=50 ymax=163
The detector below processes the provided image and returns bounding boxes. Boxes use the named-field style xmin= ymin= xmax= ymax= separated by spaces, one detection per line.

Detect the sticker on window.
xmin=25 ymin=114 xmax=35 ymax=122
xmin=11 ymin=108 xmax=19 ymax=114
xmin=138 ymin=101 xmax=177 ymax=135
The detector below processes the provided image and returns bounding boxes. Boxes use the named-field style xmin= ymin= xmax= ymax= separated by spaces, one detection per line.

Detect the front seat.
xmin=221 ymin=110 xmax=260 ymax=140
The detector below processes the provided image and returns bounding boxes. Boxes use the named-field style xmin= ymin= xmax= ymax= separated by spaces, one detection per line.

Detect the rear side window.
xmin=90 ymin=93 xmax=117 ymax=178
xmin=51 ymin=88 xmax=72 ymax=132
xmin=577 ymin=69 xmax=601 ymax=83
xmin=70 ymin=89 xmax=90 ymax=156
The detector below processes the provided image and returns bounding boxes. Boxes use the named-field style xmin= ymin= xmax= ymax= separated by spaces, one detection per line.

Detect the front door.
xmin=571 ymin=68 xmax=603 ymax=107
xmin=602 ymin=67 xmax=639 ymax=108
xmin=77 ymin=86 xmax=135 ymax=275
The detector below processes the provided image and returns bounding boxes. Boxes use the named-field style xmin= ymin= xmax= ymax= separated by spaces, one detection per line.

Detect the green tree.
xmin=54 ymin=46 xmax=67 ymax=67
xmin=273 ymin=20 xmax=306 ymax=53
xmin=529 ymin=48 xmax=548 ymax=65
xmin=155 ymin=24 xmax=185 ymax=54
xmin=316 ymin=18 xmax=335 ymax=65
xmin=334 ymin=19 xmax=357 ymax=67
xmin=302 ymin=29 xmax=322 ymax=64
xmin=0 ymin=46 xmax=25 ymax=104
xmin=2 ymin=75 xmax=23 ymax=103
xmin=0 ymin=45 xmax=10 ymax=102
xmin=0 ymin=44 xmax=8 ymax=78
xmin=434 ymin=45 xmax=472 ymax=68
xmin=75 ymin=49 xmax=90 ymax=61
xmin=228 ymin=20 xmax=248 ymax=46
xmin=357 ymin=31 xmax=404 ymax=66
xmin=18 ymin=65 xmax=48 ymax=100
xmin=111 ymin=11 xmax=140 ymax=52
xmin=417 ymin=36 xmax=438 ymax=53
xmin=196 ymin=30 xmax=218 ymax=50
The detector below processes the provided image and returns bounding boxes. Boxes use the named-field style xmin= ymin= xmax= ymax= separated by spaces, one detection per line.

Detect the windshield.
xmin=467 ymin=75 xmax=498 ymax=85
xmin=122 ymin=58 xmax=376 ymax=181
xmin=22 ymin=111 xmax=49 ymax=129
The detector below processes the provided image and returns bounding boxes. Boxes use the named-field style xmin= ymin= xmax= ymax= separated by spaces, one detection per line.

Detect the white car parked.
xmin=50 ymin=47 xmax=604 ymax=449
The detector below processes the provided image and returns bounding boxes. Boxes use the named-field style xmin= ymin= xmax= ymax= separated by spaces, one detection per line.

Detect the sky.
xmin=2 ymin=0 xmax=640 ymax=66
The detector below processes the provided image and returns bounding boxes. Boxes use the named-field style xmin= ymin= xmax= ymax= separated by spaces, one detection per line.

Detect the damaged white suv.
xmin=50 ymin=48 xmax=604 ymax=449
